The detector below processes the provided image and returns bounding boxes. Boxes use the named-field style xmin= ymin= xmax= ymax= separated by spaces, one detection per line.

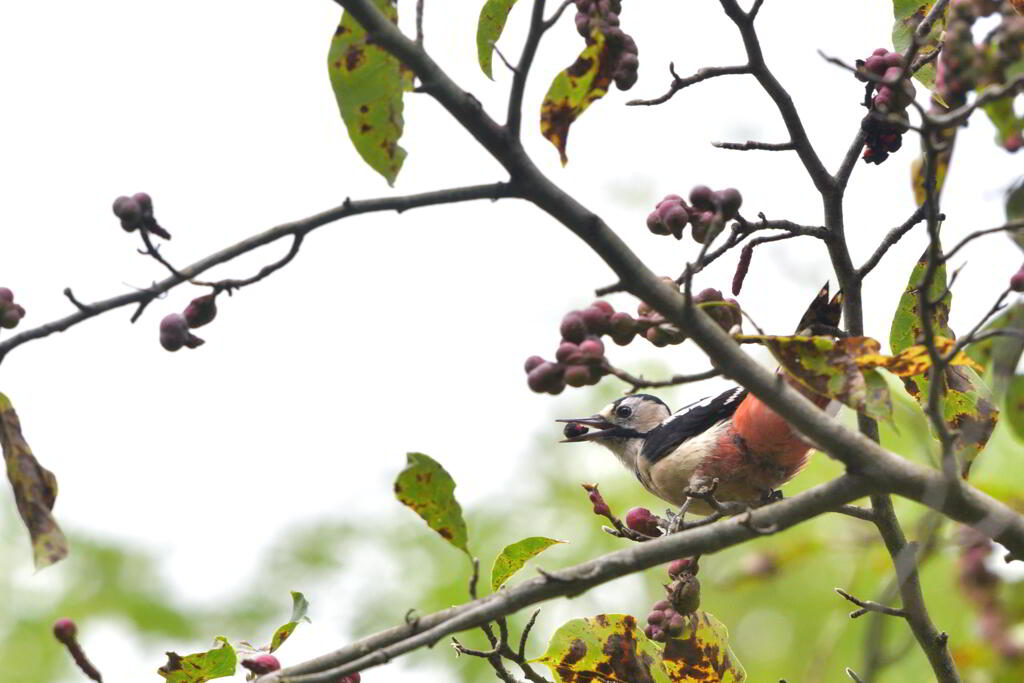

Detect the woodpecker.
xmin=558 ymin=285 xmax=841 ymax=515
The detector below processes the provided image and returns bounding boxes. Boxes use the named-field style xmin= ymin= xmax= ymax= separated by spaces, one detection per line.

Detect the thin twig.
xmin=602 ymin=364 xmax=721 ymax=393
xmin=942 ymin=219 xmax=1024 ymax=263
xmin=627 ymin=63 xmax=751 ymax=106
xmin=857 ymin=206 xmax=929 ymax=279
xmin=835 ymin=587 xmax=908 ymax=619
xmin=712 ymin=140 xmax=795 ymax=151
xmin=507 ymin=0 xmax=550 ymax=137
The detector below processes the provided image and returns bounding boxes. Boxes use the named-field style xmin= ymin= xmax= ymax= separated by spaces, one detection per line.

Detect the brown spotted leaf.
xmin=476 ymin=0 xmax=519 ymax=79
xmin=734 ymin=335 xmax=893 ymax=423
xmin=327 ymin=0 xmax=410 ymax=186
xmin=891 ymin=0 xmax=948 ymax=90
xmin=540 ymin=28 xmax=617 ymax=164
xmin=394 ymin=452 xmax=470 ymax=557
xmin=1 ymin=392 xmax=67 ymax=569
xmin=659 ymin=611 xmax=747 ymax=683
xmin=158 ymin=637 xmax=236 ymax=683
xmin=856 ymin=336 xmax=984 ymax=376
xmin=269 ymin=591 xmax=310 ymax=653
xmin=889 ymin=248 xmax=998 ymax=475
xmin=533 ymin=613 xmax=745 ymax=683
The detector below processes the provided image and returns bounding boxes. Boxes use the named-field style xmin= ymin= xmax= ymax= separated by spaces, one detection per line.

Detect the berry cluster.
xmin=159 ymin=294 xmax=217 ymax=352
xmin=112 ymin=192 xmax=171 ymax=239
xmin=646 ymin=186 xmax=742 ymax=243
xmin=573 ymin=0 xmax=639 ymax=90
xmin=0 ymin=288 xmax=25 ymax=330
xmin=644 ymin=558 xmax=701 ymax=642
xmin=940 ymin=1 xmax=1024 ymax=151
xmin=856 ymin=49 xmax=915 ymax=164
xmin=525 ymin=287 xmax=741 ymax=393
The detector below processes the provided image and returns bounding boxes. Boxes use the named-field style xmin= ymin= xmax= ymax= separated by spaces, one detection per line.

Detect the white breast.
xmin=636 ymin=420 xmax=730 ymax=505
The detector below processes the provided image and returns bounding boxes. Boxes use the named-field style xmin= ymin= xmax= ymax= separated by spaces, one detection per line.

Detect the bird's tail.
xmin=793 ymin=282 xmax=843 ymax=335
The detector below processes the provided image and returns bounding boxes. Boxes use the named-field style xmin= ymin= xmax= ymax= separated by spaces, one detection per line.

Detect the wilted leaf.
xmin=158 ymin=637 xmax=236 ymax=683
xmin=394 ymin=453 xmax=470 ymax=556
xmin=891 ymin=0 xmax=947 ymax=90
xmin=1005 ymin=376 xmax=1024 ymax=443
xmin=734 ymin=335 xmax=893 ymax=422
xmin=533 ymin=613 xmax=745 ymax=683
xmin=659 ymin=611 xmax=747 ymax=683
xmin=0 ymin=392 xmax=67 ymax=569
xmin=491 ymin=536 xmax=564 ymax=591
xmin=856 ymin=336 xmax=984 ymax=376
xmin=327 ymin=0 xmax=412 ymax=186
xmin=540 ymin=28 xmax=617 ymax=164
xmin=476 ymin=0 xmax=519 ymax=79
xmin=270 ymin=591 xmax=311 ymax=653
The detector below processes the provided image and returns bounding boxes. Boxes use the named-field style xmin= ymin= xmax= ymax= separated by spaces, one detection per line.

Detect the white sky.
xmin=1 ymin=1 xmax=1021 ymax=681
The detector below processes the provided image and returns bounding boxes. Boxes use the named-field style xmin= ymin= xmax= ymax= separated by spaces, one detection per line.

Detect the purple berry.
xmin=0 ymin=304 xmax=25 ymax=329
xmin=132 ymin=192 xmax=153 ymax=217
xmin=560 ymin=312 xmax=588 ymax=343
xmin=580 ymin=306 xmax=611 ymax=334
xmin=527 ymin=362 xmax=563 ymax=393
xmin=0 ymin=288 xmax=12 ymax=305
xmin=159 ymin=313 xmax=189 ymax=352
xmin=667 ymin=557 xmax=694 ymax=577
xmin=564 ymin=364 xmax=592 ymax=387
xmin=647 ymin=610 xmax=665 ymax=625
xmin=625 ymin=507 xmax=662 ymax=536
xmin=563 ymin=422 xmax=589 ymax=439
xmin=660 ymin=204 xmax=689 ymax=239
xmin=556 ymin=341 xmax=582 ymax=364
xmin=714 ymin=188 xmax=742 ymax=218
xmin=579 ymin=337 xmax=605 ymax=361
xmin=52 ymin=618 xmax=77 ymax=644
xmin=689 ymin=185 xmax=714 ymax=210
xmin=241 ymin=654 xmax=281 ymax=675
xmin=524 ymin=355 xmax=545 ymax=373
xmin=1011 ymin=268 xmax=1024 ymax=292
xmin=183 ymin=294 xmax=217 ymax=328
xmin=864 ymin=55 xmax=887 ymax=75
xmin=647 ymin=210 xmax=670 ymax=235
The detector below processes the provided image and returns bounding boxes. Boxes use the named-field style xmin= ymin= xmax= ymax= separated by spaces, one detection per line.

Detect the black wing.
xmin=640 ymin=386 xmax=747 ymax=464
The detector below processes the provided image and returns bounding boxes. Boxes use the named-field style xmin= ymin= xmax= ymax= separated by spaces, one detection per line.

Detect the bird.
xmin=558 ymin=285 xmax=841 ymax=515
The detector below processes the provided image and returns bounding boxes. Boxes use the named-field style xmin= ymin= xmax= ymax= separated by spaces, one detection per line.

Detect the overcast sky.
xmin=1 ymin=1 xmax=1021 ymax=681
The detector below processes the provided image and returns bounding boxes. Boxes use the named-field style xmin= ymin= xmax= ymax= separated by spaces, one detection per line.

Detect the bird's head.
xmin=557 ymin=394 xmax=671 ymax=462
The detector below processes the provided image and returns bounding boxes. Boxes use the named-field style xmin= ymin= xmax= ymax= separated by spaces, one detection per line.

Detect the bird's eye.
xmin=615 ymin=405 xmax=633 ymax=419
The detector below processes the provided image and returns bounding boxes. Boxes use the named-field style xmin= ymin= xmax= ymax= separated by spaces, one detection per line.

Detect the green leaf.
xmin=533 ymin=613 xmax=745 ymax=683
xmin=0 ymin=392 xmax=67 ymax=569
xmin=888 ymin=247 xmax=999 ymax=474
xmin=269 ymin=591 xmax=311 ymax=653
xmin=889 ymin=246 xmax=952 ymax=357
xmin=1005 ymin=376 xmax=1024 ymax=443
xmin=327 ymin=0 xmax=412 ymax=186
xmin=476 ymin=0 xmax=519 ymax=79
xmin=1007 ymin=177 xmax=1024 ymax=252
xmin=966 ymin=302 xmax=1024 ymax=399
xmin=981 ymin=93 xmax=1024 ymax=152
xmin=891 ymin=0 xmax=947 ymax=90
xmin=491 ymin=536 xmax=564 ymax=591
xmin=394 ymin=453 xmax=470 ymax=556
xmin=540 ymin=27 xmax=617 ymax=164
xmin=158 ymin=637 xmax=236 ymax=683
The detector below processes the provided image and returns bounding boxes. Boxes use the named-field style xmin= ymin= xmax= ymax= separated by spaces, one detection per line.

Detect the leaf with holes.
xmin=540 ymin=27 xmax=618 ymax=164
xmin=1 ymin=392 xmax=67 ymax=569
xmin=394 ymin=453 xmax=470 ymax=556
xmin=477 ymin=0 xmax=519 ymax=79
xmin=327 ymin=0 xmax=413 ymax=186
xmin=269 ymin=591 xmax=311 ymax=653
xmin=491 ymin=536 xmax=564 ymax=591
xmin=158 ymin=637 xmax=236 ymax=683
xmin=891 ymin=0 xmax=947 ymax=90
xmin=533 ymin=613 xmax=745 ymax=683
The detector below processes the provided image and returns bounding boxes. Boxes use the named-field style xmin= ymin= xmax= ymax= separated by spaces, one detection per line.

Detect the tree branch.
xmin=0 ymin=183 xmax=515 ymax=364
xmin=627 ymin=63 xmax=751 ymax=107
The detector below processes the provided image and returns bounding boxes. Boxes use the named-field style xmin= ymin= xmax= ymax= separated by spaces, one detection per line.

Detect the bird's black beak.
xmin=556 ymin=415 xmax=616 ymax=442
